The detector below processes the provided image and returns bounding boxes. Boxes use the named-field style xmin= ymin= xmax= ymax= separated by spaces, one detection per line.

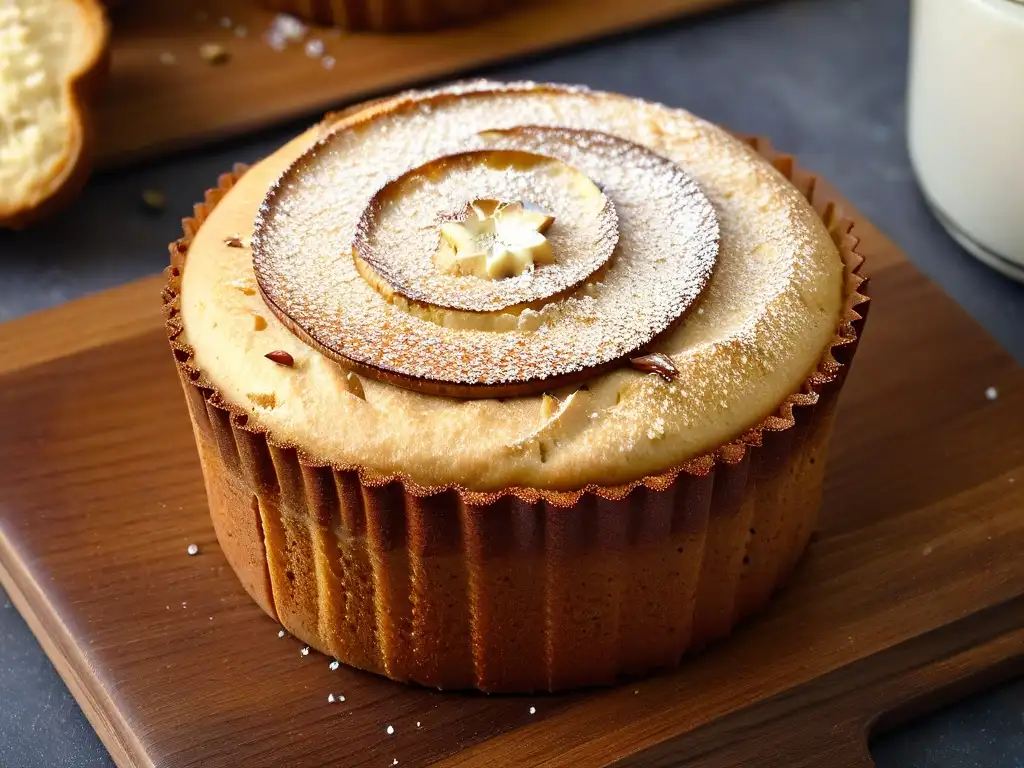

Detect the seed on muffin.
xmin=629 ymin=353 xmax=679 ymax=381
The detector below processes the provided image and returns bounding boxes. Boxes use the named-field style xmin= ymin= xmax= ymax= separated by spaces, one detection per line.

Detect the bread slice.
xmin=0 ymin=0 xmax=109 ymax=229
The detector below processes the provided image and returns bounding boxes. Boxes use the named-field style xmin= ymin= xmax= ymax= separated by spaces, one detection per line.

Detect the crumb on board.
xmin=305 ymin=39 xmax=325 ymax=58
xmin=199 ymin=43 xmax=231 ymax=65
xmin=142 ymin=189 xmax=165 ymax=212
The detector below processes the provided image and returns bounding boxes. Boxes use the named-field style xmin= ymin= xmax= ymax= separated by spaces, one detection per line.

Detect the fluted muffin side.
xmin=182 ymin=372 xmax=838 ymax=691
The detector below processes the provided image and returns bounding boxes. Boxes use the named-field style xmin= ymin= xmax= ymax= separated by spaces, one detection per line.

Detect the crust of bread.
xmin=0 ymin=0 xmax=110 ymax=229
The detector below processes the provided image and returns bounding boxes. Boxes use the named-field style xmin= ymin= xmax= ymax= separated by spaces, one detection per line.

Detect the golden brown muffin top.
xmin=179 ymin=82 xmax=844 ymax=491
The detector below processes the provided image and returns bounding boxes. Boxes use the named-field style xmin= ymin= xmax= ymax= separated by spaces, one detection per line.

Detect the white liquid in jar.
xmin=908 ymin=0 xmax=1024 ymax=281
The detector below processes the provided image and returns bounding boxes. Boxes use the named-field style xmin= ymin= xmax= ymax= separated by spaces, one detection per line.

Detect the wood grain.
xmin=95 ymin=0 xmax=753 ymax=168
xmin=0 ymin=194 xmax=1021 ymax=766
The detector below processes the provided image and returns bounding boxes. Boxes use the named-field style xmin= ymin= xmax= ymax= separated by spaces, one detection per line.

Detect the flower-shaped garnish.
xmin=437 ymin=199 xmax=555 ymax=280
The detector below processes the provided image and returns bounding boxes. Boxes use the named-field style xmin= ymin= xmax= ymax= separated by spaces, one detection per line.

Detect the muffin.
xmin=164 ymin=81 xmax=868 ymax=692
xmin=261 ymin=0 xmax=511 ymax=32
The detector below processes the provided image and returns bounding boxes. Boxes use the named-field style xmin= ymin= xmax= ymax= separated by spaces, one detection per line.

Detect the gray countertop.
xmin=1 ymin=0 xmax=1021 ymax=765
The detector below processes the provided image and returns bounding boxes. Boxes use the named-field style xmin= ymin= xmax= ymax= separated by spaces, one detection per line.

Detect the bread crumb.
xmin=142 ymin=189 xmax=165 ymax=212
xmin=199 ymin=43 xmax=230 ymax=65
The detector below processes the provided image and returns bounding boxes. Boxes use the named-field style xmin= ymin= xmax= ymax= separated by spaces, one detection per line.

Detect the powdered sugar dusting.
xmin=354 ymin=144 xmax=619 ymax=311
xmin=252 ymin=91 xmax=719 ymax=390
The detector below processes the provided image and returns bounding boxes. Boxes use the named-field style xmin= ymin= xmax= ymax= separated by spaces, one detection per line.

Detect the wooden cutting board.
xmin=97 ymin=0 xmax=752 ymax=168
xmin=0 ymin=181 xmax=1022 ymax=767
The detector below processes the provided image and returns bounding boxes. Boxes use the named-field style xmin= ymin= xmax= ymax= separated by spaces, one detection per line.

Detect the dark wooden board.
xmin=96 ymin=0 xmax=753 ymax=168
xmin=0 ymin=186 xmax=1021 ymax=767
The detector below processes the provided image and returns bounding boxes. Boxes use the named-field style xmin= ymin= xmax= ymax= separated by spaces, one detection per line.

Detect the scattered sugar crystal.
xmin=328 ymin=693 xmax=335 ymax=703
xmin=322 ymin=55 xmax=336 ymax=70
xmin=985 ymin=386 xmax=998 ymax=401
xmin=416 ymin=721 xmax=421 ymax=728
xmin=235 ymin=25 xmax=248 ymax=37
xmin=219 ymin=16 xmax=232 ymax=28
xmin=273 ymin=13 xmax=307 ymax=42
xmin=647 ymin=417 xmax=666 ymax=440
xmin=300 ymin=646 xmax=310 ymax=656
xmin=305 ymin=39 xmax=325 ymax=58
xmin=278 ymin=629 xmax=286 ymax=638
xmin=187 ymin=544 xmax=199 ymax=556
xmin=158 ymin=51 xmax=176 ymax=65
xmin=329 ymin=661 xmax=340 ymax=670
xmin=528 ymin=706 xmax=536 ymax=715
xmin=386 ymin=725 xmax=395 ymax=735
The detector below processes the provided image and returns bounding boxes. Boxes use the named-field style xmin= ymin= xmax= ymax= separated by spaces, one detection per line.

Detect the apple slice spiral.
xmin=253 ymin=119 xmax=720 ymax=398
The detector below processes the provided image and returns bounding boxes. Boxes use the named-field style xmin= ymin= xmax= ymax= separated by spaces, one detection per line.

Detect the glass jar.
xmin=907 ymin=0 xmax=1024 ymax=282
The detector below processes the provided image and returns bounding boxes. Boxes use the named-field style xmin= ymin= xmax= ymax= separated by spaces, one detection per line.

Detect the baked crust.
xmin=0 ymin=0 xmax=110 ymax=229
